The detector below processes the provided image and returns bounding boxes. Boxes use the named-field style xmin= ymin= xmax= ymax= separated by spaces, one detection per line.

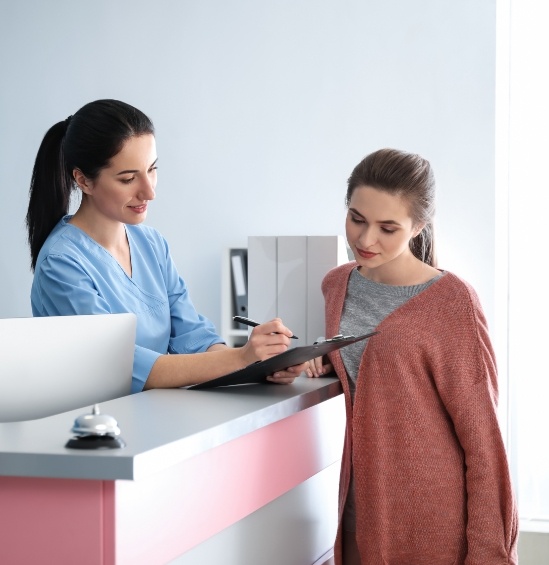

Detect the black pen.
xmin=233 ymin=316 xmax=299 ymax=339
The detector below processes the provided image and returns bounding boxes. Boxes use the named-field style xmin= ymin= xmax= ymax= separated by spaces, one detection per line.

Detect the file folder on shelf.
xmin=230 ymin=248 xmax=248 ymax=330
xmin=187 ymin=331 xmax=379 ymax=389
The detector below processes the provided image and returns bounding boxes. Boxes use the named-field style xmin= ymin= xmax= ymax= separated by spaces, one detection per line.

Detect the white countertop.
xmin=0 ymin=376 xmax=341 ymax=481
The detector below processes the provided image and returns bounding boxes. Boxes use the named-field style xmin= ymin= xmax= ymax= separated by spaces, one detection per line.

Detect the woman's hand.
xmin=266 ymin=362 xmax=309 ymax=385
xmin=239 ymin=318 xmax=294 ymax=364
xmin=239 ymin=318 xmax=305 ymax=385
xmin=305 ymin=356 xmax=333 ymax=378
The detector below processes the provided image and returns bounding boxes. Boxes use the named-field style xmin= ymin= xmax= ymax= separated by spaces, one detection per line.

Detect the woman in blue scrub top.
xmin=26 ymin=99 xmax=305 ymax=393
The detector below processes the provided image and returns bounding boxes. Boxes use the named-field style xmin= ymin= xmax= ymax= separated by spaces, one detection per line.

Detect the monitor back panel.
xmin=0 ymin=313 xmax=136 ymax=422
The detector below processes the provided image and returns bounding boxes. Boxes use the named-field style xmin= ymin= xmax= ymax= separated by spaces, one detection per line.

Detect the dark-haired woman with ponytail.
xmin=27 ymin=99 xmax=305 ymax=392
xmin=306 ymin=149 xmax=518 ymax=564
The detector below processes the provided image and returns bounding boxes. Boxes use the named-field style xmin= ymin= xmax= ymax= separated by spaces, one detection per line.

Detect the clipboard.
xmin=188 ymin=331 xmax=379 ymax=390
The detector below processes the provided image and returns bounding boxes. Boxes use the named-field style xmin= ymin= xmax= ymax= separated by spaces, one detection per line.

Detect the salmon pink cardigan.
xmin=323 ymin=263 xmax=518 ymax=565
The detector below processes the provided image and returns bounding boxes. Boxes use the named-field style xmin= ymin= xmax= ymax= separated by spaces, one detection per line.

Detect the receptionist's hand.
xmin=266 ymin=362 xmax=309 ymax=385
xmin=240 ymin=318 xmax=294 ymax=365
xmin=239 ymin=318 xmax=304 ymax=385
xmin=305 ymin=356 xmax=333 ymax=378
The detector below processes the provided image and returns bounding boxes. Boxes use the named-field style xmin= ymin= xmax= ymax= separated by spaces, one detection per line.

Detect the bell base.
xmin=65 ymin=435 xmax=126 ymax=450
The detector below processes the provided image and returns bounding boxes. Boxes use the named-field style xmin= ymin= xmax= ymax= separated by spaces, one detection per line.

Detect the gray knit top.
xmin=340 ymin=268 xmax=443 ymax=400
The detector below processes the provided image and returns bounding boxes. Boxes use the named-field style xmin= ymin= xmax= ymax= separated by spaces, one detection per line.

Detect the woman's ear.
xmin=413 ymin=222 xmax=426 ymax=238
xmin=73 ymin=169 xmax=93 ymax=194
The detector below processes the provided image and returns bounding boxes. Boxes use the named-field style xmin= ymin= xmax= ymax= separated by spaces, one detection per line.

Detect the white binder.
xmin=247 ymin=235 xmax=349 ymax=344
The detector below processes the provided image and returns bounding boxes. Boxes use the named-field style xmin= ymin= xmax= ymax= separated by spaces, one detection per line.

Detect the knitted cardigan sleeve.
xmin=430 ymin=277 xmax=519 ymax=564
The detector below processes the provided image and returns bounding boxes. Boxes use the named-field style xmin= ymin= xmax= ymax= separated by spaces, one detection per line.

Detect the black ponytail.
xmin=26 ymin=119 xmax=74 ymax=271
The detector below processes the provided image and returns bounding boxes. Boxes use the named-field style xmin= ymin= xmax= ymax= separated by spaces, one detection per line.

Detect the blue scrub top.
xmin=31 ymin=216 xmax=224 ymax=392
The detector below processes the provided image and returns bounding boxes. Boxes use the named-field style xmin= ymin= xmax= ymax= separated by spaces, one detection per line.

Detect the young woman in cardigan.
xmin=26 ymin=99 xmax=305 ymax=392
xmin=307 ymin=148 xmax=518 ymax=565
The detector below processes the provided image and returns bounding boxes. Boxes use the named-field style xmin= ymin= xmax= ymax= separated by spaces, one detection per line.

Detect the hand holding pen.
xmin=234 ymin=316 xmax=306 ymax=384
xmin=233 ymin=316 xmax=299 ymax=339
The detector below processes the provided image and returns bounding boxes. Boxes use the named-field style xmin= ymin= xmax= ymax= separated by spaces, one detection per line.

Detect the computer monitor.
xmin=0 ymin=313 xmax=136 ymax=422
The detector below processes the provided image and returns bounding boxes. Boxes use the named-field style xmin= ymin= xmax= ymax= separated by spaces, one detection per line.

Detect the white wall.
xmin=506 ymin=0 xmax=549 ymax=531
xmin=0 ymin=0 xmax=496 ymax=334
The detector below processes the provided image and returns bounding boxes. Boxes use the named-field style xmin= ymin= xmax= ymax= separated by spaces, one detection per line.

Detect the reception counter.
xmin=0 ymin=375 xmax=344 ymax=565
